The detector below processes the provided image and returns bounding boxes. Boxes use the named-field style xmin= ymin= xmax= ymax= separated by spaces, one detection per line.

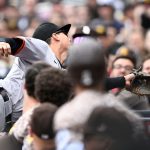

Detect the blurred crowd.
xmin=0 ymin=0 xmax=150 ymax=79
xmin=0 ymin=0 xmax=150 ymax=149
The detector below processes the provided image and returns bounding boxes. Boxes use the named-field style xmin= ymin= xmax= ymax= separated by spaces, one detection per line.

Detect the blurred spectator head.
xmin=142 ymin=55 xmax=150 ymax=74
xmin=0 ymin=20 xmax=8 ymax=37
xmin=24 ymin=61 xmax=52 ymax=113
xmin=105 ymin=24 xmax=119 ymax=51
xmin=62 ymin=5 xmax=77 ymax=25
xmin=94 ymin=24 xmax=110 ymax=49
xmin=76 ymin=6 xmax=90 ymax=26
xmin=84 ymin=106 xmax=149 ymax=150
xmin=29 ymin=103 xmax=57 ymax=150
xmin=116 ymin=45 xmax=137 ymax=64
xmin=50 ymin=12 xmax=64 ymax=26
xmin=123 ymin=4 xmax=135 ymax=20
xmin=110 ymin=55 xmax=135 ymax=77
xmin=125 ymin=29 xmax=145 ymax=54
xmin=67 ymin=38 xmax=106 ymax=90
xmin=97 ymin=3 xmax=115 ymax=20
xmin=3 ymin=5 xmax=20 ymax=37
xmin=4 ymin=6 xmax=20 ymax=27
xmin=22 ymin=18 xmax=40 ymax=36
xmin=20 ymin=0 xmax=38 ymax=16
xmin=25 ymin=61 xmax=51 ymax=99
xmin=133 ymin=1 xmax=145 ymax=27
xmin=34 ymin=67 xmax=72 ymax=107
xmin=144 ymin=29 xmax=150 ymax=52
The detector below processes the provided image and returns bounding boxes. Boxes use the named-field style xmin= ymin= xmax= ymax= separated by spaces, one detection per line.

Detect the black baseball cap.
xmin=32 ymin=22 xmax=71 ymax=42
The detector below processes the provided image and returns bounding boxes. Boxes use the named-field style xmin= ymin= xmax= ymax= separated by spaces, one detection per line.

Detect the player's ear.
xmin=51 ymin=33 xmax=60 ymax=41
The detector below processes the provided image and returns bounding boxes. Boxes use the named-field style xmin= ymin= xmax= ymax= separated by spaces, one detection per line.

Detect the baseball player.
xmin=0 ymin=22 xmax=71 ymax=131
xmin=0 ymin=22 xmax=134 ymax=132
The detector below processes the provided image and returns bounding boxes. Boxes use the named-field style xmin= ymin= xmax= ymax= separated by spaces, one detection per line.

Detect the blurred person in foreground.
xmin=72 ymin=26 xmax=135 ymax=91
xmin=84 ymin=106 xmax=150 ymax=150
xmin=28 ymin=103 xmax=57 ymax=150
xmin=54 ymin=39 xmax=137 ymax=150
xmin=0 ymin=103 xmax=57 ymax=150
xmin=0 ymin=62 xmax=71 ymax=149
xmin=11 ymin=66 xmax=71 ymax=149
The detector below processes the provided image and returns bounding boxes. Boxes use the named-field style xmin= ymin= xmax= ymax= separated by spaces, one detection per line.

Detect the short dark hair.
xmin=34 ymin=68 xmax=72 ymax=107
xmin=25 ymin=61 xmax=51 ymax=98
xmin=84 ymin=106 xmax=150 ymax=150
xmin=112 ymin=55 xmax=136 ymax=68
xmin=30 ymin=103 xmax=57 ymax=140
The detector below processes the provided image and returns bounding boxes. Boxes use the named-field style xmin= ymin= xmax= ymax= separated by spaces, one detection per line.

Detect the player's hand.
xmin=0 ymin=42 xmax=11 ymax=57
xmin=124 ymin=73 xmax=135 ymax=88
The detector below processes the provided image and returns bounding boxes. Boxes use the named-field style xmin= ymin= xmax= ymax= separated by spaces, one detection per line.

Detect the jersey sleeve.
xmin=14 ymin=37 xmax=50 ymax=63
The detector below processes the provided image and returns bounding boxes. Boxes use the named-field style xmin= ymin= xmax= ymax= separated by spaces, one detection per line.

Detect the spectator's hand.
xmin=124 ymin=73 xmax=135 ymax=88
xmin=0 ymin=42 xmax=11 ymax=57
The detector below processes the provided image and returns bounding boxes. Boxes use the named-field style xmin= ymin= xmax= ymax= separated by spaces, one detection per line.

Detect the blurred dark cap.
xmin=84 ymin=106 xmax=133 ymax=139
xmin=72 ymin=26 xmax=97 ymax=39
xmin=67 ymin=38 xmax=106 ymax=87
xmin=94 ymin=25 xmax=107 ymax=36
xmin=30 ymin=103 xmax=57 ymax=140
xmin=32 ymin=22 xmax=71 ymax=42
xmin=115 ymin=46 xmax=137 ymax=67
xmin=97 ymin=3 xmax=115 ymax=12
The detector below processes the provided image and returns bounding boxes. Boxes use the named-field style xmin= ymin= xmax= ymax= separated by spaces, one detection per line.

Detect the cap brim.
xmin=56 ymin=24 xmax=71 ymax=35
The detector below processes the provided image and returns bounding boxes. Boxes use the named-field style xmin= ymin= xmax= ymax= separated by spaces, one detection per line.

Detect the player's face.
xmin=59 ymin=32 xmax=71 ymax=49
xmin=58 ymin=32 xmax=71 ymax=63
